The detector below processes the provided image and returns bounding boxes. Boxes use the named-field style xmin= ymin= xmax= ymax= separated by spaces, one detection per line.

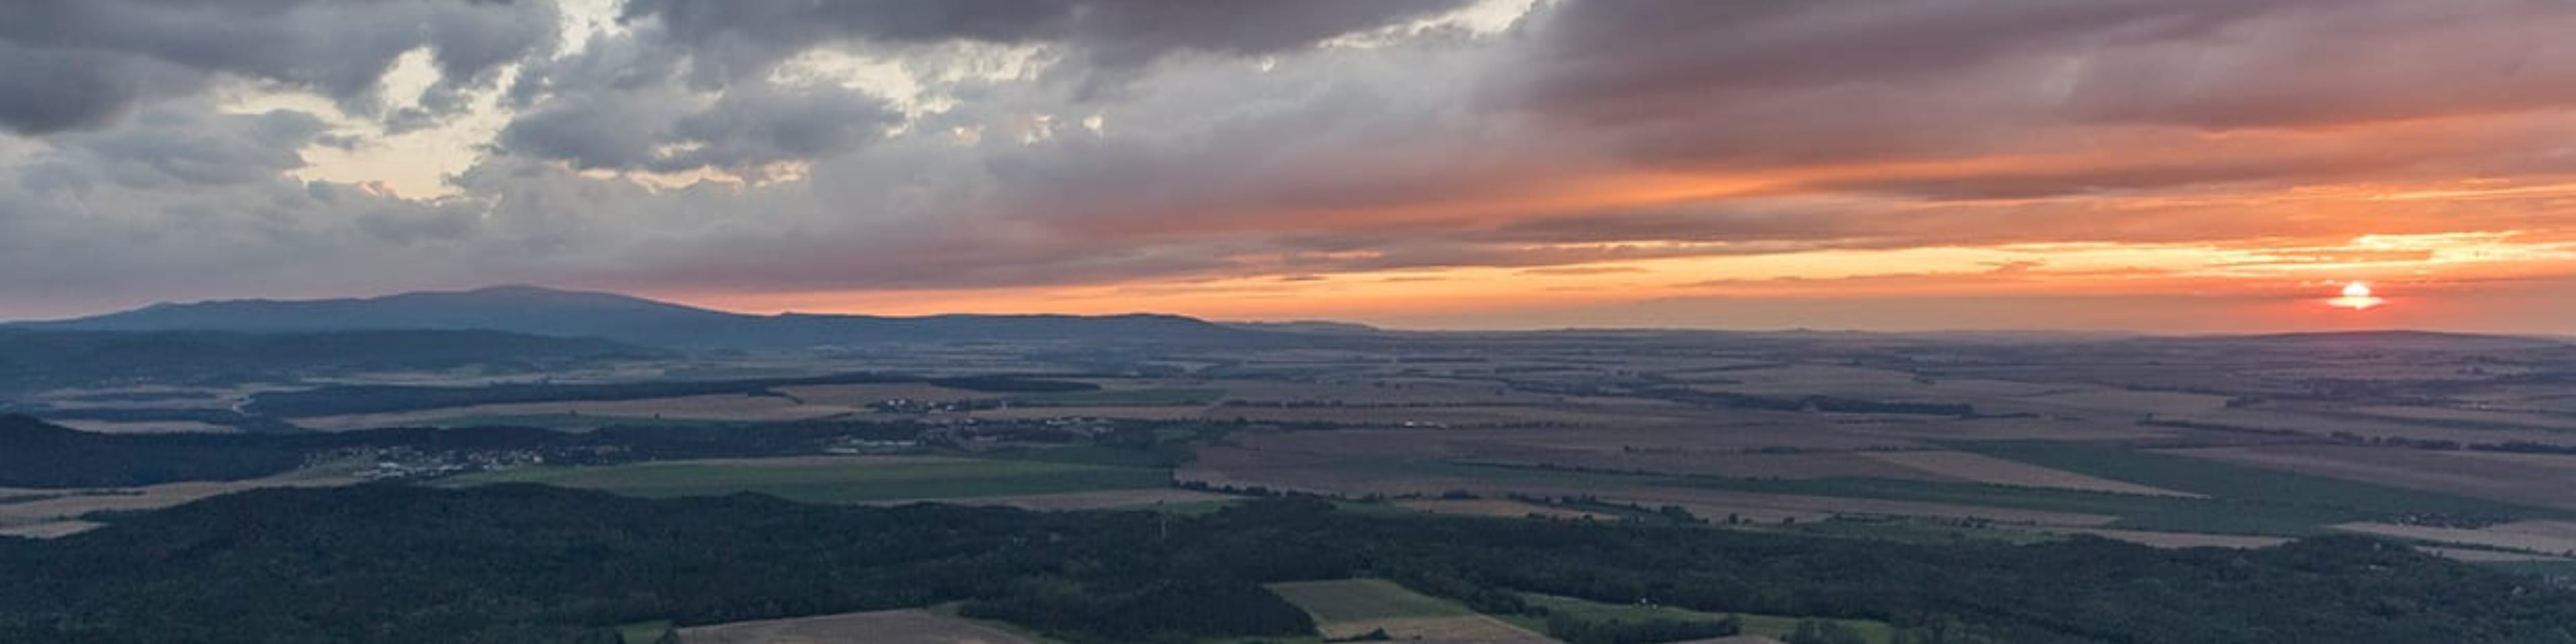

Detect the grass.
xmin=614 ymin=621 xmax=672 ymax=644
xmin=1265 ymin=579 xmax=1472 ymax=625
xmin=1008 ymin=388 xmax=1228 ymax=407
xmin=443 ymin=457 xmax=1171 ymax=503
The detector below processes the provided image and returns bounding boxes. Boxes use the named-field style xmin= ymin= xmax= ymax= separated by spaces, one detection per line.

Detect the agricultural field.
xmin=1860 ymin=450 xmax=2200 ymax=496
xmin=2333 ymin=521 xmax=2576 ymax=557
xmin=675 ymin=608 xmax=1040 ymax=644
xmin=0 ymin=472 xmax=359 ymax=539
xmin=442 ymin=455 xmax=1171 ymax=504
xmin=2165 ymin=445 xmax=2576 ymax=511
xmin=1265 ymin=579 xmax=1556 ymax=644
xmin=288 ymin=393 xmax=848 ymax=431
xmin=1511 ymin=594 xmax=1894 ymax=644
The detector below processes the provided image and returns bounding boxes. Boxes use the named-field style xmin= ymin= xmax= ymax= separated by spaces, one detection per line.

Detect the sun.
xmin=2329 ymin=281 xmax=2385 ymax=310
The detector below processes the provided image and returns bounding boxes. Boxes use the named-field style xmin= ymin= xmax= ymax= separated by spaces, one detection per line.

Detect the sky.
xmin=4 ymin=0 xmax=2576 ymax=333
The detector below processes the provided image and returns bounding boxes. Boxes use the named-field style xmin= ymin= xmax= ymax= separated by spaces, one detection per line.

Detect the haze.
xmin=6 ymin=0 xmax=2576 ymax=333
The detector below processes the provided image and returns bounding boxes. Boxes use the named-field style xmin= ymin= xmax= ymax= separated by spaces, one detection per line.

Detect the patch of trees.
xmin=1544 ymin=612 xmax=1740 ymax=644
xmin=0 ymin=329 xmax=655 ymax=396
xmin=3 ymin=487 xmax=2574 ymax=644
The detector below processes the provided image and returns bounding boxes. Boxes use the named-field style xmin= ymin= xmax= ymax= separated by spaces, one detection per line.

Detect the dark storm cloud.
xmin=29 ymin=107 xmax=334 ymax=191
xmin=0 ymin=0 xmax=557 ymax=134
xmin=619 ymin=0 xmax=1474 ymax=83
xmin=492 ymin=32 xmax=907 ymax=175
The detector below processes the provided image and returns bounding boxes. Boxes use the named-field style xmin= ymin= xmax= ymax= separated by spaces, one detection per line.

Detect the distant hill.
xmin=1224 ymin=320 xmax=1384 ymax=335
xmin=0 ymin=329 xmax=658 ymax=397
xmin=19 ymin=285 xmax=1281 ymax=351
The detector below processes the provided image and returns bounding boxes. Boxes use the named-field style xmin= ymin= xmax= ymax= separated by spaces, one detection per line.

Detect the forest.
xmin=0 ymin=415 xmax=924 ymax=488
xmin=1 ymin=484 xmax=2569 ymax=644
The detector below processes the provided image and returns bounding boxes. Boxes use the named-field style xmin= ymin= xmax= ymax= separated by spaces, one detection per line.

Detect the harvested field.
xmin=44 ymin=419 xmax=235 ymax=434
xmin=0 ymin=473 xmax=357 ymax=532
xmin=678 ymin=608 xmax=1037 ymax=644
xmin=2166 ymin=445 xmax=2576 ymax=510
xmin=2054 ymin=528 xmax=2290 ymax=549
xmin=2334 ymin=521 xmax=2576 ymax=556
xmin=1863 ymin=450 xmax=2201 ymax=497
xmin=0 ymin=520 xmax=103 ymax=539
xmin=445 ymin=455 xmax=1170 ymax=504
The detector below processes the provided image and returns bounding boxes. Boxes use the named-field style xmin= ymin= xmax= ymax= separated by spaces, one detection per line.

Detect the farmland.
xmin=443 ymin=456 xmax=1172 ymax=504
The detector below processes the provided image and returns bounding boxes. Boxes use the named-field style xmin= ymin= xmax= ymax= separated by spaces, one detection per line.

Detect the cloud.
xmin=0 ymin=0 xmax=560 ymax=135
xmin=619 ymin=0 xmax=1473 ymax=84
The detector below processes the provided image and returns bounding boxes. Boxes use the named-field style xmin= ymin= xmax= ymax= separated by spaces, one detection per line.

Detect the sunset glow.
xmin=4 ymin=1 xmax=2576 ymax=333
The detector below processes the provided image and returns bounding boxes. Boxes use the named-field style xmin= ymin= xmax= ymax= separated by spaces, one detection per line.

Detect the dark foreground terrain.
xmin=1 ymin=484 xmax=2571 ymax=644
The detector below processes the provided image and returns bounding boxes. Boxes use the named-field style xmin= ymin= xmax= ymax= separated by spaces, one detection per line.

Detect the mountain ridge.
xmin=17 ymin=285 xmax=1281 ymax=350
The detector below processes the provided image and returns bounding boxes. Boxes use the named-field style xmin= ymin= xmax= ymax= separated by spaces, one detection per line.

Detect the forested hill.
xmin=21 ymin=285 xmax=1283 ymax=350
xmin=2 ymin=485 xmax=2571 ymax=644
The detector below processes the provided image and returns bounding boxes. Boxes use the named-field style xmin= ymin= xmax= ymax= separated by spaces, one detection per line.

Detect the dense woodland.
xmin=0 ymin=415 xmax=924 ymax=488
xmin=0 ymin=329 xmax=653 ymax=397
xmin=1 ymin=485 xmax=2569 ymax=644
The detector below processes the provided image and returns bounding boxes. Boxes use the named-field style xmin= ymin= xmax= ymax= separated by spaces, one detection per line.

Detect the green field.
xmin=1345 ymin=449 xmax=2569 ymax=537
xmin=1265 ymin=579 xmax=1474 ymax=625
xmin=615 ymin=621 xmax=672 ymax=644
xmin=1007 ymin=388 xmax=1227 ymax=407
xmin=444 ymin=457 xmax=1171 ymax=503
xmin=1511 ymin=594 xmax=1894 ymax=644
xmin=1950 ymin=441 xmax=2569 ymax=523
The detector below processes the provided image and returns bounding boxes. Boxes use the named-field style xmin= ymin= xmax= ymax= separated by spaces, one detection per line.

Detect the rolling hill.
xmin=18 ymin=285 xmax=1282 ymax=350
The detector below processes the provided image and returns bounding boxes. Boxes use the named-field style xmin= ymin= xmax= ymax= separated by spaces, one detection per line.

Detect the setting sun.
xmin=2330 ymin=282 xmax=2387 ymax=310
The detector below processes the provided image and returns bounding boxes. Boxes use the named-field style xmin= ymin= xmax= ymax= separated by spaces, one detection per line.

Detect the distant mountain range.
xmin=17 ymin=286 xmax=1291 ymax=350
